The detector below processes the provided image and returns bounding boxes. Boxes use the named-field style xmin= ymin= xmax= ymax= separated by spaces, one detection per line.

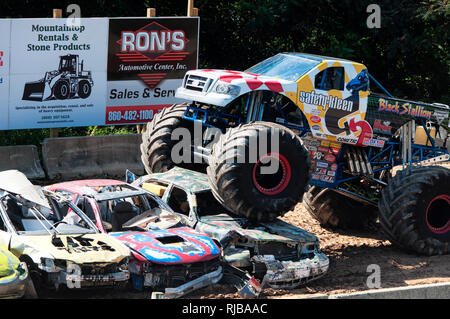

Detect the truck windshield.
xmin=246 ymin=53 xmax=320 ymax=82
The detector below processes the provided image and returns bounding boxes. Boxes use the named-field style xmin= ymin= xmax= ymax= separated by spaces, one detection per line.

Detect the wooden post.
xmin=50 ymin=9 xmax=63 ymax=138
xmin=187 ymin=0 xmax=198 ymax=17
xmin=147 ymin=8 xmax=156 ymax=17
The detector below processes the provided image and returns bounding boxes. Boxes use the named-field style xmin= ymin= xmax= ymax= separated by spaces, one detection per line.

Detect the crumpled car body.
xmin=129 ymin=167 xmax=329 ymax=290
xmin=46 ymin=179 xmax=223 ymax=298
xmin=0 ymin=170 xmax=130 ymax=292
xmin=0 ymin=244 xmax=29 ymax=298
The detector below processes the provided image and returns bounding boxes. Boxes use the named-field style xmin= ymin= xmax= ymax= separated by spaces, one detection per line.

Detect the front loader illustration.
xmin=22 ymin=54 xmax=93 ymax=101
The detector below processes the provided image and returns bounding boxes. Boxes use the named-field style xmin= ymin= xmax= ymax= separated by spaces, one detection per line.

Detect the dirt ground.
xmin=189 ymin=203 xmax=450 ymax=299
xmin=42 ymin=201 xmax=450 ymax=299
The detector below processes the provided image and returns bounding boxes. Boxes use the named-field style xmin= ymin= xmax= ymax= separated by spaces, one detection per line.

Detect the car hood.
xmin=198 ymin=214 xmax=318 ymax=244
xmin=10 ymin=233 xmax=130 ymax=265
xmin=110 ymin=228 xmax=221 ymax=265
xmin=0 ymin=245 xmax=20 ymax=277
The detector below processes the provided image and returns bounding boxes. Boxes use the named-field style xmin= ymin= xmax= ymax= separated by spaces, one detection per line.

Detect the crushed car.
xmin=45 ymin=179 xmax=224 ymax=299
xmin=0 ymin=244 xmax=29 ymax=298
xmin=0 ymin=170 xmax=131 ymax=294
xmin=128 ymin=167 xmax=329 ymax=290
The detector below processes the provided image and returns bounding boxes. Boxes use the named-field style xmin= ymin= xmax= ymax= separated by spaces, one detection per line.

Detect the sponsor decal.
xmin=318 ymin=146 xmax=330 ymax=153
xmin=315 ymin=132 xmax=326 ymax=138
xmin=373 ymin=119 xmax=392 ymax=134
xmin=349 ymin=118 xmax=373 ymax=147
xmin=316 ymin=161 xmax=328 ymax=168
xmin=0 ymin=77 xmax=3 ymax=84
xmin=305 ymin=139 xmax=321 ymax=147
xmin=330 ymin=142 xmax=341 ymax=148
xmin=378 ymin=98 xmax=432 ymax=120
xmin=330 ymin=163 xmax=338 ymax=171
xmin=311 ymin=125 xmax=321 ymax=130
xmin=311 ymin=174 xmax=321 ymax=180
xmin=320 ymin=141 xmax=330 ymax=147
xmin=326 ymin=135 xmax=337 ymax=141
xmin=337 ymin=136 xmax=358 ymax=144
xmin=331 ymin=147 xmax=340 ymax=155
xmin=312 ymin=151 xmax=321 ymax=160
xmin=433 ymin=110 xmax=449 ymax=125
xmin=327 ymin=170 xmax=336 ymax=176
xmin=314 ymin=168 xmax=327 ymax=175
xmin=310 ymin=115 xmax=321 ymax=123
xmin=324 ymin=154 xmax=336 ymax=162
xmin=366 ymin=138 xmax=385 ymax=148
xmin=320 ymin=175 xmax=334 ymax=183
xmin=300 ymin=90 xmax=354 ymax=112
xmin=0 ymin=51 xmax=3 ymax=66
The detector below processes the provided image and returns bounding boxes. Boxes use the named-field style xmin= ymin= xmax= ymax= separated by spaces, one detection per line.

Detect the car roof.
xmin=46 ymin=179 xmax=129 ymax=196
xmin=145 ymin=167 xmax=211 ymax=193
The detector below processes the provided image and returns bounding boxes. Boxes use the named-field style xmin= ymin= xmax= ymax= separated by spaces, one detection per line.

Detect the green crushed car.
xmin=128 ymin=167 xmax=329 ymax=290
xmin=0 ymin=244 xmax=29 ymax=298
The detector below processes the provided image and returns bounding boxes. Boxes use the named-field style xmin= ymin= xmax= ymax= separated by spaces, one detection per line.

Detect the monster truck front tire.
xmin=207 ymin=122 xmax=310 ymax=222
xmin=378 ymin=165 xmax=450 ymax=255
xmin=303 ymin=186 xmax=378 ymax=230
xmin=140 ymin=104 xmax=188 ymax=173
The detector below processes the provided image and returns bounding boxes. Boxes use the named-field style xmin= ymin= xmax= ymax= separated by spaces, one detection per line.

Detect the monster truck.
xmin=141 ymin=53 xmax=450 ymax=255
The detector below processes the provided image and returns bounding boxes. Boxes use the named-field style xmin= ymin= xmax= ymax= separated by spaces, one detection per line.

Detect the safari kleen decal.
xmin=299 ymin=91 xmax=354 ymax=112
xmin=296 ymin=61 xmax=373 ymax=147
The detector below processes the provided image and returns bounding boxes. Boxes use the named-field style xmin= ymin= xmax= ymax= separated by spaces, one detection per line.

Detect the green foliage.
xmin=1 ymin=0 xmax=448 ymax=147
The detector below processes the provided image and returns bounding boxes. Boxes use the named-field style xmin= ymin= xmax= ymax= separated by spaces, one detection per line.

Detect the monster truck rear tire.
xmin=207 ymin=122 xmax=310 ymax=222
xmin=140 ymin=104 xmax=189 ymax=173
xmin=378 ymin=165 xmax=450 ymax=255
xmin=303 ymin=186 xmax=378 ymax=230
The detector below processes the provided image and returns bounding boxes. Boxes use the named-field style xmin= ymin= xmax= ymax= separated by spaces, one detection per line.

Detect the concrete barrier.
xmin=42 ymin=134 xmax=145 ymax=180
xmin=0 ymin=145 xmax=45 ymax=179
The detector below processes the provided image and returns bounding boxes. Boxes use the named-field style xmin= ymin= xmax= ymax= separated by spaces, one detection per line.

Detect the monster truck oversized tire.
xmin=207 ymin=122 xmax=310 ymax=222
xmin=140 ymin=104 xmax=189 ymax=173
xmin=378 ymin=165 xmax=450 ymax=255
xmin=303 ymin=186 xmax=378 ymax=230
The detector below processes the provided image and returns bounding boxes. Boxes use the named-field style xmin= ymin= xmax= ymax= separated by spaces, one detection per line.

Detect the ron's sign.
xmin=0 ymin=17 xmax=199 ymax=130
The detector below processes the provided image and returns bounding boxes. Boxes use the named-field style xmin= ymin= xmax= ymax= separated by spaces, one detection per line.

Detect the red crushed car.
xmin=45 ymin=179 xmax=223 ymax=299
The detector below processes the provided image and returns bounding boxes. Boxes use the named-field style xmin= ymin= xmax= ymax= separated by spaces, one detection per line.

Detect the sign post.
xmin=50 ymin=8 xmax=62 ymax=138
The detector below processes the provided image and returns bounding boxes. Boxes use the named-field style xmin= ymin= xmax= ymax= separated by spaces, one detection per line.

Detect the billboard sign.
xmin=0 ymin=17 xmax=199 ymax=130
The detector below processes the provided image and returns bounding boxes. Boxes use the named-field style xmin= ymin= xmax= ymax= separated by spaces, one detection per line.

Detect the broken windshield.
xmin=246 ymin=53 xmax=320 ymax=82
xmin=0 ymin=193 xmax=97 ymax=236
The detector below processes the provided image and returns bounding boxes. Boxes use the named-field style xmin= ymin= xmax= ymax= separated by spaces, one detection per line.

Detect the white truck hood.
xmin=176 ymin=69 xmax=298 ymax=107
